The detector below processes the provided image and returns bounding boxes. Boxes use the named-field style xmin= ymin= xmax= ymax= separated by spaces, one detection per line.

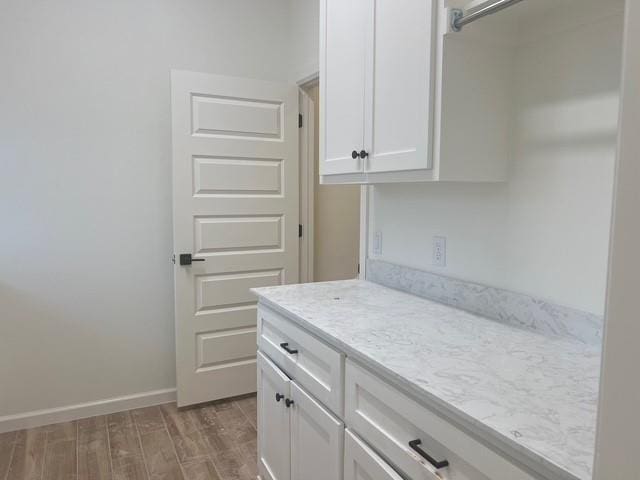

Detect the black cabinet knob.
xmin=351 ymin=150 xmax=359 ymax=159
xmin=359 ymin=150 xmax=369 ymax=159
xmin=275 ymin=393 xmax=284 ymax=402
xmin=285 ymin=398 xmax=294 ymax=408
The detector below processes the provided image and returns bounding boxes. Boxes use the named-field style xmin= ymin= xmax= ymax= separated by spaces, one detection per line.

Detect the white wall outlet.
xmin=433 ymin=236 xmax=446 ymax=267
xmin=373 ymin=231 xmax=383 ymax=255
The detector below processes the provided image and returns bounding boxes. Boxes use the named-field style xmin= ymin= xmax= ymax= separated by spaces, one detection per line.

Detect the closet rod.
xmin=451 ymin=0 xmax=526 ymax=32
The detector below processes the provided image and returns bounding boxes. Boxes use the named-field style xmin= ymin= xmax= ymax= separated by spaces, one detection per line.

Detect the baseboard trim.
xmin=0 ymin=388 xmax=177 ymax=433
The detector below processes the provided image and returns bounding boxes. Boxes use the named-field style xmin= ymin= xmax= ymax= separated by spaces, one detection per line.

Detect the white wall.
xmin=0 ymin=0 xmax=290 ymax=418
xmin=371 ymin=14 xmax=623 ymax=315
xmin=288 ymin=0 xmax=319 ymax=82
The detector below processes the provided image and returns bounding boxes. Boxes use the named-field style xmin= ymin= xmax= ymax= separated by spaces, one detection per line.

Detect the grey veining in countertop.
xmin=252 ymin=280 xmax=601 ymax=480
xmin=367 ymin=259 xmax=604 ymax=345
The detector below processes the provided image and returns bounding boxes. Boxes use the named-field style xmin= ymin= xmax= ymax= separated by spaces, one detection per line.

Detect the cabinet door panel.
xmin=344 ymin=429 xmax=404 ymax=480
xmin=366 ymin=0 xmax=435 ymax=173
xmin=258 ymin=352 xmax=291 ymax=480
xmin=320 ymin=0 xmax=367 ymax=175
xmin=290 ymin=382 xmax=344 ymax=480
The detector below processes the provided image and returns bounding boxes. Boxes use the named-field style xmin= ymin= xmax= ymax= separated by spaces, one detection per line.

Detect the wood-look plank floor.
xmin=1 ymin=394 xmax=258 ymax=480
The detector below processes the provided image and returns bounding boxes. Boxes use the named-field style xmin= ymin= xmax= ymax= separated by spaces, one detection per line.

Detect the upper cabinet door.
xmin=365 ymin=0 xmax=436 ymax=173
xmin=320 ymin=0 xmax=368 ymax=175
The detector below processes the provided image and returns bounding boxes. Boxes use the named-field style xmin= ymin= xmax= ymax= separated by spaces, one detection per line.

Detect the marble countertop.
xmin=253 ymin=280 xmax=601 ymax=480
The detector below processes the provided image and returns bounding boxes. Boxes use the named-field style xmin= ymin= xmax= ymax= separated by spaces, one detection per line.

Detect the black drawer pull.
xmin=280 ymin=342 xmax=299 ymax=355
xmin=275 ymin=393 xmax=284 ymax=402
xmin=408 ymin=439 xmax=449 ymax=469
xmin=351 ymin=150 xmax=359 ymax=159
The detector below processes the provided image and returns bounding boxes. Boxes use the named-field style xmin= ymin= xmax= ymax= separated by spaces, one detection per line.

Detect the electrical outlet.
xmin=373 ymin=231 xmax=383 ymax=255
xmin=433 ymin=236 xmax=446 ymax=267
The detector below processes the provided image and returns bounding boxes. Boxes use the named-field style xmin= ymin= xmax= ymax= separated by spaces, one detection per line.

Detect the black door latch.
xmin=179 ymin=254 xmax=205 ymax=266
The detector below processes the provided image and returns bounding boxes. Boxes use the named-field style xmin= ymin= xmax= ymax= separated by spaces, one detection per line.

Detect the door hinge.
xmin=298 ymin=113 xmax=303 ymax=128
xmin=299 ymin=224 xmax=303 ymax=238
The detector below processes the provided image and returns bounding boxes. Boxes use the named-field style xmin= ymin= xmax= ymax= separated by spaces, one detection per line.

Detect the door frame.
xmin=298 ymin=74 xmax=369 ymax=282
xmin=299 ymin=86 xmax=315 ymax=283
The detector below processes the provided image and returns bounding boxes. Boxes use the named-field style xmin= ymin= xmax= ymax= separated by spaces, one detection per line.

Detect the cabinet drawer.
xmin=344 ymin=429 xmax=411 ymax=480
xmin=258 ymin=305 xmax=345 ymax=416
xmin=345 ymin=360 xmax=537 ymax=480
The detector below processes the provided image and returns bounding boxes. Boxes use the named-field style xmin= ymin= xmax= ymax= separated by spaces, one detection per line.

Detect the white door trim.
xmin=299 ymin=88 xmax=315 ymax=283
xmin=296 ymin=71 xmax=320 ymax=88
xmin=359 ymin=186 xmax=370 ymax=280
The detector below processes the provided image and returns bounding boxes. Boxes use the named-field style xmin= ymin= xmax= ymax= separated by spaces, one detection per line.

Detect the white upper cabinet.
xmin=321 ymin=0 xmax=511 ymax=184
xmin=320 ymin=0 xmax=622 ymax=184
xmin=320 ymin=0 xmax=437 ymax=183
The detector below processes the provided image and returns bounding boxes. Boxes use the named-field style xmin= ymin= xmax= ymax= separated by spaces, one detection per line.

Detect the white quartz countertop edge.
xmin=253 ymin=288 xmax=587 ymax=480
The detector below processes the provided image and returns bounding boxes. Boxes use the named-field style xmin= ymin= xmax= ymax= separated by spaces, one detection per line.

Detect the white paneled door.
xmin=171 ymin=71 xmax=299 ymax=407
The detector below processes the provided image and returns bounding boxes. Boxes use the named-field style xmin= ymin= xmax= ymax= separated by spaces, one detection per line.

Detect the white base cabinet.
xmin=257 ymin=304 xmax=545 ymax=480
xmin=257 ymin=352 xmax=344 ymax=480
